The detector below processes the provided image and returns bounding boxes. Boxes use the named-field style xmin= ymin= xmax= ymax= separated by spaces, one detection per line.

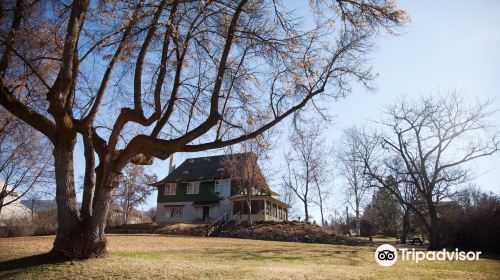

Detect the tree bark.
xmin=245 ymin=194 xmax=252 ymax=226
xmin=428 ymin=206 xmax=441 ymax=250
xmin=50 ymin=137 xmax=85 ymax=258
xmin=355 ymin=202 xmax=360 ymax=236
xmin=304 ymin=199 xmax=309 ymax=222
xmin=400 ymin=209 xmax=410 ymax=244
xmin=50 ymin=139 xmax=115 ymax=259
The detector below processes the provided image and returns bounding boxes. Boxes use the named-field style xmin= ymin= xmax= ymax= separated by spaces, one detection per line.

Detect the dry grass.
xmin=0 ymin=234 xmax=499 ymax=279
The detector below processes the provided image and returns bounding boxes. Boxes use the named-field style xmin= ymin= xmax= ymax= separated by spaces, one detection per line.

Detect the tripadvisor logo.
xmin=375 ymin=244 xmax=398 ymax=267
xmin=375 ymin=244 xmax=482 ymax=267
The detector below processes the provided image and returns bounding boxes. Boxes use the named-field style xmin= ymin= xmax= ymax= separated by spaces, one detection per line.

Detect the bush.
xmin=0 ymin=218 xmax=35 ymax=237
xmin=440 ymin=190 xmax=500 ymax=253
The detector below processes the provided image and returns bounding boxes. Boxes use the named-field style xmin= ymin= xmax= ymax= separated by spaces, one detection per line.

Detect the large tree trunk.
xmin=50 ymin=137 xmax=85 ymax=258
xmin=428 ymin=207 xmax=441 ymax=250
xmin=400 ymin=209 xmax=410 ymax=244
xmin=50 ymin=140 xmax=116 ymax=259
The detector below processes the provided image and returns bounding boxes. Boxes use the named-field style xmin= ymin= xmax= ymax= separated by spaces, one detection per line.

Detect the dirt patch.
xmin=154 ymin=223 xmax=208 ymax=236
xmin=106 ymin=221 xmax=369 ymax=246
xmin=220 ymin=221 xmax=369 ymax=246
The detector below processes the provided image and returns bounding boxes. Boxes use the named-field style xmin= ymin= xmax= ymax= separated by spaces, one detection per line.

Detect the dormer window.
xmin=186 ymin=181 xmax=200 ymax=194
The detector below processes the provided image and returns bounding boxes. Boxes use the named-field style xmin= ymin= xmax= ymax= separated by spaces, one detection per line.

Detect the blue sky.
xmin=73 ymin=0 xmax=500 ymax=220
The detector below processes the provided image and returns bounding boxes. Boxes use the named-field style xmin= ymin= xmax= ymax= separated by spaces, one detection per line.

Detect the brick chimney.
xmin=168 ymin=153 xmax=176 ymax=175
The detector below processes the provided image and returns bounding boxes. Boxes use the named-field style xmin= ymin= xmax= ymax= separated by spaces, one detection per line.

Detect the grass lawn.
xmin=0 ymin=234 xmax=499 ymax=279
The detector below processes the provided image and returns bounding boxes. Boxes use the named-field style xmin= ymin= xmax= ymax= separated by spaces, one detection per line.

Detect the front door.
xmin=202 ymin=206 xmax=210 ymax=221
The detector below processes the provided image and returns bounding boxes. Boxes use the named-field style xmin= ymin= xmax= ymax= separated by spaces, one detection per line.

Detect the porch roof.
xmin=192 ymin=201 xmax=219 ymax=207
xmin=231 ymin=195 xmax=291 ymax=209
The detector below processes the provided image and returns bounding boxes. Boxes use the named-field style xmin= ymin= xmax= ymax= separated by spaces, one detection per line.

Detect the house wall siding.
xmin=157 ymin=181 xmax=220 ymax=203
xmin=155 ymin=200 xmax=232 ymax=223
xmin=155 ymin=180 xmax=232 ymax=223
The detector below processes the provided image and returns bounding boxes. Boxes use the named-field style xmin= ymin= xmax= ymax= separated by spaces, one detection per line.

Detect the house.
xmin=152 ymin=153 xmax=290 ymax=223
xmin=0 ymin=180 xmax=32 ymax=225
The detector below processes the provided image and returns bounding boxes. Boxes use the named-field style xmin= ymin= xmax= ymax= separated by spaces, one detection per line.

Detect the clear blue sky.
xmin=73 ymin=0 xmax=500 ymax=220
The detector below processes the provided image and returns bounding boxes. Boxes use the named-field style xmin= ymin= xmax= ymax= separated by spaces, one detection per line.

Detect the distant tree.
xmin=337 ymin=127 xmax=371 ymax=236
xmin=442 ymin=186 xmax=500 ymax=253
xmin=145 ymin=207 xmax=156 ymax=222
xmin=0 ymin=109 xmax=53 ymax=215
xmin=113 ymin=165 xmax=156 ymax=224
xmin=283 ymin=121 xmax=331 ymax=222
xmin=363 ymin=188 xmax=400 ymax=236
xmin=387 ymin=174 xmax=420 ymax=244
xmin=278 ymin=183 xmax=297 ymax=218
xmin=359 ymin=93 xmax=500 ymax=249
xmin=312 ymin=150 xmax=334 ymax=227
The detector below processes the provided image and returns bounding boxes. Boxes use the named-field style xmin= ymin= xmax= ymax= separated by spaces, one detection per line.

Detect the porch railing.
xmin=204 ymin=211 xmax=241 ymax=237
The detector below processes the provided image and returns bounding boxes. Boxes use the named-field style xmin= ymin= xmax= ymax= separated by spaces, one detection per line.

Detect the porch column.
xmin=263 ymin=200 xmax=267 ymax=221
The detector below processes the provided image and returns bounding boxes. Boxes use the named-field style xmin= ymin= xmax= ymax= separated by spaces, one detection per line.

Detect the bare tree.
xmin=0 ymin=109 xmax=53 ymax=215
xmin=359 ymin=93 xmax=500 ymax=249
xmin=278 ymin=183 xmax=297 ymax=218
xmin=145 ymin=207 xmax=156 ymax=222
xmin=337 ymin=127 xmax=371 ymax=236
xmin=223 ymin=135 xmax=271 ymax=226
xmin=0 ymin=0 xmax=406 ymax=258
xmin=113 ymin=164 xmax=156 ymax=224
xmin=283 ymin=121 xmax=331 ymax=222
xmin=388 ymin=171 xmax=420 ymax=244
xmin=312 ymin=175 xmax=332 ymax=226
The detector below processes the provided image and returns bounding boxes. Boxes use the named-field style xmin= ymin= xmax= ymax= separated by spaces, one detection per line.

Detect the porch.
xmin=231 ymin=195 xmax=289 ymax=222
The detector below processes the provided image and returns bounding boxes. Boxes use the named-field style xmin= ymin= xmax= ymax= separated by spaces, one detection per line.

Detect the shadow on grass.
xmin=0 ymin=253 xmax=66 ymax=274
xmin=478 ymin=254 xmax=500 ymax=260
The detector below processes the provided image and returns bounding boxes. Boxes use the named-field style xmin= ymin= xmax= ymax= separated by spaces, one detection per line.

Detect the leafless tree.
xmin=359 ymin=93 xmax=500 ymax=249
xmin=223 ymin=134 xmax=271 ymax=226
xmin=0 ymin=0 xmax=406 ymax=258
xmin=112 ymin=164 xmax=156 ymax=224
xmin=337 ymin=127 xmax=371 ymax=236
xmin=278 ymin=183 xmax=297 ymax=218
xmin=283 ymin=121 xmax=331 ymax=223
xmin=0 ymin=109 xmax=53 ymax=215
xmin=381 ymin=163 xmax=422 ymax=243
xmin=312 ymin=174 xmax=332 ymax=227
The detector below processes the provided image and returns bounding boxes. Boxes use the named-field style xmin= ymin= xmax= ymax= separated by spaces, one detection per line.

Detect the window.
xmin=164 ymin=183 xmax=176 ymax=195
xmin=186 ymin=181 xmax=200 ymax=194
xmin=166 ymin=206 xmax=183 ymax=217
xmin=215 ymin=179 xmax=231 ymax=198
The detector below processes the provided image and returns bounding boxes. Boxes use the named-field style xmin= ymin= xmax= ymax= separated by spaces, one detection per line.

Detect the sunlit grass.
xmin=0 ymin=234 xmax=498 ymax=279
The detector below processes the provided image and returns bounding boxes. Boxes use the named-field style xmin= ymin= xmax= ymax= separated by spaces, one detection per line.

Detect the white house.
xmin=0 ymin=180 xmax=32 ymax=225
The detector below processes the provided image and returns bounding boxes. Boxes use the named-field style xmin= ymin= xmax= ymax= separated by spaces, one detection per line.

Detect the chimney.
xmin=168 ymin=153 xmax=176 ymax=175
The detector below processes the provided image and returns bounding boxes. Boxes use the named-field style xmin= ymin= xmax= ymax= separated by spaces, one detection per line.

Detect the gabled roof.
xmin=152 ymin=154 xmax=233 ymax=184
xmin=152 ymin=153 xmax=275 ymax=195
